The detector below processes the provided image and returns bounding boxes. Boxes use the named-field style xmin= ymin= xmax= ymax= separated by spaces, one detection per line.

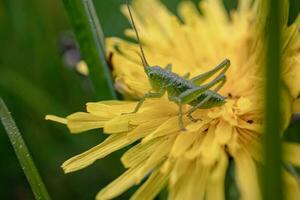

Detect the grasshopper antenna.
xmin=126 ymin=0 xmax=149 ymax=68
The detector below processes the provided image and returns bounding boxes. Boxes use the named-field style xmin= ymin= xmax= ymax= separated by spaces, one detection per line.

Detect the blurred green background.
xmin=0 ymin=0 xmax=299 ymax=199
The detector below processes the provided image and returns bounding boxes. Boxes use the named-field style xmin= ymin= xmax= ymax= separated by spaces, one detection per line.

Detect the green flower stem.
xmin=62 ymin=0 xmax=117 ymax=99
xmin=0 ymin=98 xmax=51 ymax=200
xmin=83 ymin=0 xmax=106 ymax=53
xmin=263 ymin=0 xmax=283 ymax=199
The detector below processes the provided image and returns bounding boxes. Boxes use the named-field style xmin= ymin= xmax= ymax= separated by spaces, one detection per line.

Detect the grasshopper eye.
xmin=148 ymin=73 xmax=154 ymax=78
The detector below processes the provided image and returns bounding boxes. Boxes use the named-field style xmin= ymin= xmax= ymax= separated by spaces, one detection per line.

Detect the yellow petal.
xmin=237 ymin=0 xmax=253 ymax=14
xmin=170 ymin=131 xmax=198 ymax=158
xmin=126 ymin=117 xmax=168 ymax=140
xmin=283 ymin=142 xmax=300 ymax=166
xmin=86 ymin=101 xmax=135 ymax=119
xmin=103 ymin=114 xmax=134 ymax=133
xmin=236 ymin=97 xmax=252 ymax=115
xmin=283 ymin=169 xmax=300 ymax=200
xmin=130 ymin=167 xmax=169 ymax=200
xmin=169 ymin=157 xmax=190 ymax=186
xmin=208 ymin=107 xmax=224 ymax=119
xmin=206 ymin=151 xmax=228 ymax=200
xmin=102 ymin=99 xmax=176 ymax=134
xmin=184 ymin=134 xmax=205 ymax=160
xmin=121 ymin=137 xmax=161 ymax=168
xmin=200 ymin=125 xmax=220 ymax=165
xmin=66 ymin=112 xmax=106 ymax=133
xmin=142 ymin=116 xmax=179 ymax=142
xmin=293 ymin=98 xmax=300 ymax=113
xmin=169 ymin=161 xmax=210 ymax=200
xmin=280 ymin=86 xmax=293 ymax=130
xmin=200 ymin=0 xmax=229 ymax=31
xmin=62 ymin=132 xmax=134 ymax=173
xmin=96 ymin=161 xmax=146 ymax=200
xmin=135 ymin=136 xmax=175 ymax=182
xmin=45 ymin=115 xmax=67 ymax=124
xmin=215 ymin=120 xmax=233 ymax=145
xmin=237 ymin=119 xmax=262 ymax=132
xmin=185 ymin=117 xmax=209 ymax=132
xmin=160 ymin=158 xmax=172 ymax=174
xmin=129 ymin=104 xmax=176 ymax=125
xmin=234 ymin=150 xmax=261 ymax=200
xmin=178 ymin=0 xmax=200 ymax=26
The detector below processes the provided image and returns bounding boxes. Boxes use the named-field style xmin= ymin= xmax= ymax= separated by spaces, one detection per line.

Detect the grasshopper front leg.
xmin=164 ymin=64 xmax=172 ymax=71
xmin=123 ymin=90 xmax=165 ymax=114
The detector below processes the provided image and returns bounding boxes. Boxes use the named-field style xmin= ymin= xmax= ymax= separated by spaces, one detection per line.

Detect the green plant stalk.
xmin=0 ymin=98 xmax=51 ymax=200
xmin=62 ymin=0 xmax=117 ymax=99
xmin=263 ymin=0 xmax=283 ymax=199
xmin=83 ymin=0 xmax=106 ymax=53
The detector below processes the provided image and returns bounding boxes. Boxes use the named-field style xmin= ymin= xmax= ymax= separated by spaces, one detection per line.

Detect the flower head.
xmin=47 ymin=0 xmax=300 ymax=199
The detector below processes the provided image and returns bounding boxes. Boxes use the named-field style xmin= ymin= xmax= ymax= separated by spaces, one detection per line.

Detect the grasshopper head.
xmin=145 ymin=66 xmax=163 ymax=92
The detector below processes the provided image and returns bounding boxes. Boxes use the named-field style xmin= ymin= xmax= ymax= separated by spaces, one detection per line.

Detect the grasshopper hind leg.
xmin=190 ymin=59 xmax=230 ymax=85
xmin=186 ymin=75 xmax=227 ymax=122
xmin=172 ymin=73 xmax=226 ymax=130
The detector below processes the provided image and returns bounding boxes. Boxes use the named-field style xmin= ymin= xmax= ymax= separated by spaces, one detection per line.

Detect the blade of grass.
xmin=263 ymin=0 xmax=283 ymax=199
xmin=62 ymin=0 xmax=117 ymax=99
xmin=0 ymin=98 xmax=51 ymax=200
xmin=83 ymin=0 xmax=106 ymax=53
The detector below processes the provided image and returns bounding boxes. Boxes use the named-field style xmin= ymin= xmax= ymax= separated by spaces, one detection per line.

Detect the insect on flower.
xmin=124 ymin=0 xmax=230 ymax=131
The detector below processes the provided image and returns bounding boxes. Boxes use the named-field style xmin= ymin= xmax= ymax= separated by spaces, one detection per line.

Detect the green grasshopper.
xmin=124 ymin=1 xmax=230 ymax=131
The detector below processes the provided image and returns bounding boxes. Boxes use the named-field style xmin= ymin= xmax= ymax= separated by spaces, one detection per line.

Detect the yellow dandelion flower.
xmin=47 ymin=0 xmax=300 ymax=199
